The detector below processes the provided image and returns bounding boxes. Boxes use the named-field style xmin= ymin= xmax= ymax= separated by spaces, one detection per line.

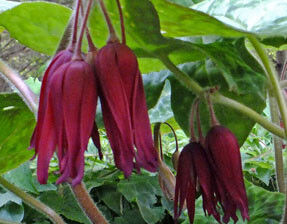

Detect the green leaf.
xmin=143 ymin=71 xmax=170 ymax=109
xmin=0 ymin=192 xmax=23 ymax=223
xmin=148 ymin=81 xmax=174 ymax=124
xmin=3 ymin=163 xmax=56 ymax=194
xmin=169 ymin=40 xmax=266 ymax=145
xmin=0 ymin=93 xmax=35 ymax=175
xmin=97 ymin=185 xmax=122 ymax=215
xmin=150 ymin=0 xmax=245 ymax=38
xmin=114 ymin=209 xmax=146 ymax=224
xmin=0 ymin=202 xmax=24 ymax=223
xmin=0 ymin=2 xmax=71 ymax=55
xmin=192 ymin=0 xmax=287 ymax=38
xmin=118 ymin=174 xmax=165 ymax=224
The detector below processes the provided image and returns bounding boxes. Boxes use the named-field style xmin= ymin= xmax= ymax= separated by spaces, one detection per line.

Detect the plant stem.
xmin=159 ymin=55 xmax=285 ymax=139
xmin=71 ymin=182 xmax=109 ymax=224
xmin=115 ymin=0 xmax=126 ymax=44
xmin=190 ymin=98 xmax=199 ymax=142
xmin=212 ymin=93 xmax=285 ymax=139
xmin=0 ymin=59 xmax=38 ymax=115
xmin=248 ymin=35 xmax=287 ymax=138
xmin=98 ymin=0 xmax=118 ymax=43
xmin=269 ymin=92 xmax=285 ymax=193
xmin=70 ymin=0 xmax=81 ymax=50
xmin=160 ymin=56 xmax=203 ymax=95
xmin=74 ymin=0 xmax=93 ymax=59
xmin=0 ymin=176 xmax=65 ymax=224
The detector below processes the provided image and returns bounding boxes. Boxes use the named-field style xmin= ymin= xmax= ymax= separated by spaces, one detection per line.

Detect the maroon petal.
xmin=191 ymin=143 xmax=220 ymax=222
xmin=132 ymin=70 xmax=158 ymax=172
xmin=31 ymin=50 xmax=72 ymax=154
xmin=36 ymin=96 xmax=57 ymax=184
xmin=114 ymin=43 xmax=158 ymax=171
xmin=57 ymin=61 xmax=97 ymax=186
xmin=174 ymin=143 xmax=196 ymax=222
xmin=206 ymin=125 xmax=249 ymax=223
xmin=95 ymin=44 xmax=135 ymax=177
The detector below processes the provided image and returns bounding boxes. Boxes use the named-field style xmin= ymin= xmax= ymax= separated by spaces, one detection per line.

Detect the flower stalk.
xmin=0 ymin=59 xmax=38 ymax=115
xmin=0 ymin=176 xmax=65 ymax=224
xmin=269 ymin=92 xmax=285 ymax=193
xmin=159 ymin=55 xmax=285 ymax=139
xmin=98 ymin=0 xmax=118 ymax=42
xmin=71 ymin=182 xmax=109 ymax=224
xmin=115 ymin=0 xmax=126 ymax=44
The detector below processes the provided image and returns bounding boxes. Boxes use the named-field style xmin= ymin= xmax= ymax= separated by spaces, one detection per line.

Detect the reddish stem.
xmin=207 ymin=94 xmax=219 ymax=126
xmin=74 ymin=0 xmax=94 ymax=59
xmin=190 ymin=98 xmax=199 ymax=142
xmin=115 ymin=0 xmax=126 ymax=44
xmin=70 ymin=0 xmax=81 ymax=51
xmin=80 ymin=0 xmax=97 ymax=52
xmin=98 ymin=0 xmax=118 ymax=43
xmin=196 ymin=101 xmax=205 ymax=147
xmin=72 ymin=182 xmax=108 ymax=224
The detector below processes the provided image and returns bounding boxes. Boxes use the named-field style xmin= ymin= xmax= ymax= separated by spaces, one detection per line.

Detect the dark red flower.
xmin=32 ymin=59 xmax=99 ymax=186
xmin=174 ymin=142 xmax=220 ymax=223
xmin=205 ymin=125 xmax=249 ymax=223
xmin=30 ymin=49 xmax=73 ymax=151
xmin=95 ymin=42 xmax=158 ymax=177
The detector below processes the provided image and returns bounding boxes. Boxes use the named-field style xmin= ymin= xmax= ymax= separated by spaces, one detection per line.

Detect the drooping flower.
xmin=35 ymin=59 xmax=98 ymax=186
xmin=29 ymin=49 xmax=73 ymax=151
xmin=95 ymin=42 xmax=158 ymax=177
xmin=174 ymin=142 xmax=220 ymax=223
xmin=205 ymin=125 xmax=249 ymax=223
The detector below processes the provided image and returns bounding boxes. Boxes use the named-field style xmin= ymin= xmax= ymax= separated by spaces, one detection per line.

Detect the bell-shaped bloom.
xmin=205 ymin=125 xmax=249 ymax=223
xmin=30 ymin=49 xmax=73 ymax=151
xmin=174 ymin=142 xmax=220 ymax=223
xmin=32 ymin=59 xmax=99 ymax=186
xmin=95 ymin=42 xmax=158 ymax=177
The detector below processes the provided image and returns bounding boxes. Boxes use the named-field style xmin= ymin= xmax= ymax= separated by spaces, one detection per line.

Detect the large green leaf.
xmin=0 ymin=0 xmax=207 ymax=73
xmin=0 ymin=93 xmax=35 ymax=175
xmin=150 ymin=0 xmax=246 ymax=38
xmin=3 ymin=163 xmax=56 ymax=194
xmin=0 ymin=1 xmax=71 ymax=55
xmin=169 ymin=39 xmax=266 ymax=145
xmin=192 ymin=0 xmax=287 ymax=38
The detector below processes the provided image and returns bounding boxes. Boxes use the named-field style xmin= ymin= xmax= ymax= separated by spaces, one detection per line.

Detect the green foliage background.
xmin=0 ymin=0 xmax=287 ymax=223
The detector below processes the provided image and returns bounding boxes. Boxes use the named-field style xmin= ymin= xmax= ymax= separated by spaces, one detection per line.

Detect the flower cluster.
xmin=174 ymin=100 xmax=249 ymax=223
xmin=30 ymin=0 xmax=158 ymax=186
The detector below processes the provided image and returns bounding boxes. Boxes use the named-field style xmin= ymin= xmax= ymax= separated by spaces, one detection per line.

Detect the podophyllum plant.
xmin=1 ymin=0 xmax=287 ymax=223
